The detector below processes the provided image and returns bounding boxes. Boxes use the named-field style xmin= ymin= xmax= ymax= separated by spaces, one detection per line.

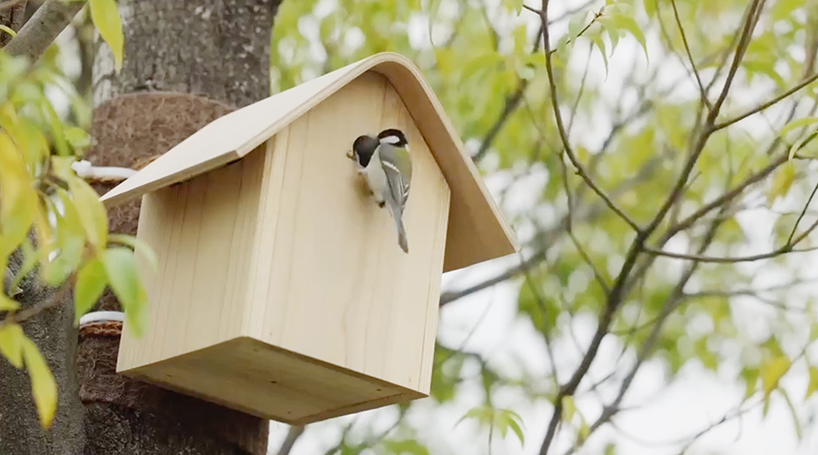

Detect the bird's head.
xmin=351 ymin=134 xmax=380 ymax=167
xmin=377 ymin=128 xmax=409 ymax=148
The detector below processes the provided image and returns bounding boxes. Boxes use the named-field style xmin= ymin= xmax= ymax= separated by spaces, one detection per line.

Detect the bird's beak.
xmin=346 ymin=149 xmax=356 ymax=160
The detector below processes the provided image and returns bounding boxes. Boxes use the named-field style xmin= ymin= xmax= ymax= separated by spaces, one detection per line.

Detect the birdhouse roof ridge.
xmin=99 ymin=52 xmax=518 ymax=271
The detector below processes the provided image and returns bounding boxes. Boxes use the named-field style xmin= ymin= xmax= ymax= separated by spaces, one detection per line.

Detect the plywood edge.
xmin=290 ymin=389 xmax=427 ymax=426
xmin=100 ymin=149 xmax=242 ymax=207
xmin=117 ymin=336 xmax=428 ymax=423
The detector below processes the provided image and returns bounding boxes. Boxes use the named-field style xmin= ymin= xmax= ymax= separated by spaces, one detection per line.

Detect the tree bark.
xmin=81 ymin=0 xmax=283 ymax=453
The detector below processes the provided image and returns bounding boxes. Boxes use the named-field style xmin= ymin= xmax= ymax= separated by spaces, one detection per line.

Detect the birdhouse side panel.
xmin=247 ymin=72 xmax=450 ymax=393
xmin=118 ymin=146 xmax=271 ymax=371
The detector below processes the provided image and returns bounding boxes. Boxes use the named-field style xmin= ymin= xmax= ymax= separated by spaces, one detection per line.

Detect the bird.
xmin=347 ymin=128 xmax=413 ymax=253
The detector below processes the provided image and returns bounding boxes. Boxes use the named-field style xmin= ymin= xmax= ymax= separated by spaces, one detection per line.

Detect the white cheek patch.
xmin=380 ymin=134 xmax=401 ymax=145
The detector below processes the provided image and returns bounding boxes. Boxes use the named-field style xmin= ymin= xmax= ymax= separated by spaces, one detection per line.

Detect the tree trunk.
xmin=82 ymin=1 xmax=283 ymax=453
xmin=2 ymin=1 xmax=283 ymax=454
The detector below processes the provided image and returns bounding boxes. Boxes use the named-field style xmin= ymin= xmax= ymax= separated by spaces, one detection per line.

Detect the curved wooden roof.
xmin=100 ymin=52 xmax=517 ymax=272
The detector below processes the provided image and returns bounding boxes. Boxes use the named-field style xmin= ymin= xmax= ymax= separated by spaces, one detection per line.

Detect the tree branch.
xmin=0 ymin=278 xmax=72 ymax=329
xmin=670 ymin=0 xmax=711 ymax=110
xmin=3 ymin=0 xmax=85 ymax=62
xmin=0 ymin=0 xmax=25 ymax=12
xmin=275 ymin=425 xmax=305 ymax=455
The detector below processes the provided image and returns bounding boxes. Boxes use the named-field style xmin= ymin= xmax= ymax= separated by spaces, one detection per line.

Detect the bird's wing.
xmin=378 ymin=143 xmax=412 ymax=213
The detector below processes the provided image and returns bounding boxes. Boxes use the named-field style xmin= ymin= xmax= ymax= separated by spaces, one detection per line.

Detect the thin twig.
xmin=0 ymin=279 xmax=72 ymax=329
xmin=537 ymin=3 xmax=642 ymax=233
xmin=714 ymin=72 xmax=818 ymax=131
xmin=787 ymin=179 xmax=818 ymax=245
xmin=643 ymin=245 xmax=818 ymax=263
xmin=670 ymin=0 xmax=711 ymax=110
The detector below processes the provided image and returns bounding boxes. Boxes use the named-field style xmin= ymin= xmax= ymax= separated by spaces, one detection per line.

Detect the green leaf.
xmin=761 ymin=355 xmax=791 ymax=399
xmin=779 ymin=117 xmax=818 ymax=139
xmin=788 ymin=130 xmax=816 ymax=162
xmin=42 ymin=236 xmax=85 ymax=286
xmin=89 ymin=0 xmax=125 ymax=72
xmin=741 ymin=367 xmax=759 ymax=400
xmin=561 ymin=395 xmax=577 ymax=422
xmin=507 ymin=413 xmax=525 ymax=445
xmin=0 ymin=133 xmax=36 ymax=258
xmin=590 ymin=33 xmax=609 ymax=78
xmin=383 ymin=439 xmax=430 ymax=455
xmin=22 ymin=337 xmax=57 ymax=428
xmin=9 ymin=239 xmax=38 ymax=292
xmin=779 ymin=388 xmax=803 ymax=441
xmin=455 ymin=405 xmax=494 ymax=428
xmin=0 ymin=322 xmax=25 ymax=368
xmin=508 ymin=0 xmax=523 ymax=15
xmin=767 ymin=164 xmax=796 ymax=204
xmin=103 ymin=248 xmax=148 ymax=336
xmin=65 ymin=127 xmax=91 ymax=152
xmin=74 ymin=258 xmax=108 ymax=324
xmin=67 ymin=176 xmax=108 ymax=248
xmin=108 ymin=234 xmax=158 ymax=271
xmin=0 ymin=293 xmax=19 ymax=311
xmin=608 ymin=13 xmax=648 ymax=63
xmin=805 ymin=366 xmax=818 ymax=399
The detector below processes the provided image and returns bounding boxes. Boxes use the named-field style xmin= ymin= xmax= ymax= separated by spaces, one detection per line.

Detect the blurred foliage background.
xmin=5 ymin=0 xmax=818 ymax=453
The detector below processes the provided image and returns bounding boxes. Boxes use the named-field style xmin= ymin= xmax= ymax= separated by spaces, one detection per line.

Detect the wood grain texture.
xmin=118 ymin=74 xmax=450 ymax=422
xmin=100 ymin=52 xmax=518 ymax=272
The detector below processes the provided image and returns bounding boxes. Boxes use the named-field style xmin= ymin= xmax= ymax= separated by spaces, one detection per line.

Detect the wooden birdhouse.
xmin=100 ymin=52 xmax=517 ymax=425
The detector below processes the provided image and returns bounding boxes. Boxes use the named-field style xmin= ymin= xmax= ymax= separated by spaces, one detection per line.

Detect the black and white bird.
xmin=348 ymin=128 xmax=413 ymax=253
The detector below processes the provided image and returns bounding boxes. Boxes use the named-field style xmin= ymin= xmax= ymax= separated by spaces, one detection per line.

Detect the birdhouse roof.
xmin=100 ymin=52 xmax=517 ymax=272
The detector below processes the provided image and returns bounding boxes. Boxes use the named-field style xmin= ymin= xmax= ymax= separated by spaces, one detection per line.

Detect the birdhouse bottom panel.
xmin=120 ymin=336 xmax=426 ymax=425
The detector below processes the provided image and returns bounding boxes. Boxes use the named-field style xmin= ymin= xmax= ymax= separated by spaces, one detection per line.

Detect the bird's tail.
xmin=386 ymin=197 xmax=409 ymax=253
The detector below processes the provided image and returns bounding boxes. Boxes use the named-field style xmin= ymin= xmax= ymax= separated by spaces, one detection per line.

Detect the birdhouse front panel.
xmin=246 ymin=72 xmax=450 ymax=394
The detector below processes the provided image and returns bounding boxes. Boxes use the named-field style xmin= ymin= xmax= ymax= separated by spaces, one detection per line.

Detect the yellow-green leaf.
xmin=22 ymin=337 xmax=57 ymax=428
xmin=767 ymin=164 xmax=796 ymax=204
xmin=0 ymin=293 xmax=20 ymax=311
xmin=103 ymin=247 xmax=148 ymax=336
xmin=0 ymin=323 xmax=25 ymax=368
xmin=789 ymin=132 xmax=815 ymax=162
xmin=779 ymin=116 xmax=818 ymax=138
xmin=67 ymin=176 xmax=108 ymax=248
xmin=9 ymin=239 xmax=38 ymax=293
xmin=779 ymin=388 xmax=803 ymax=440
xmin=89 ymin=0 xmax=125 ymax=72
xmin=108 ymin=234 xmax=158 ymax=271
xmin=74 ymin=258 xmax=108 ymax=324
xmin=761 ymin=355 xmax=791 ymax=398
xmin=561 ymin=395 xmax=577 ymax=422
xmin=806 ymin=366 xmax=818 ymax=399
xmin=0 ymin=133 xmax=36 ymax=257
